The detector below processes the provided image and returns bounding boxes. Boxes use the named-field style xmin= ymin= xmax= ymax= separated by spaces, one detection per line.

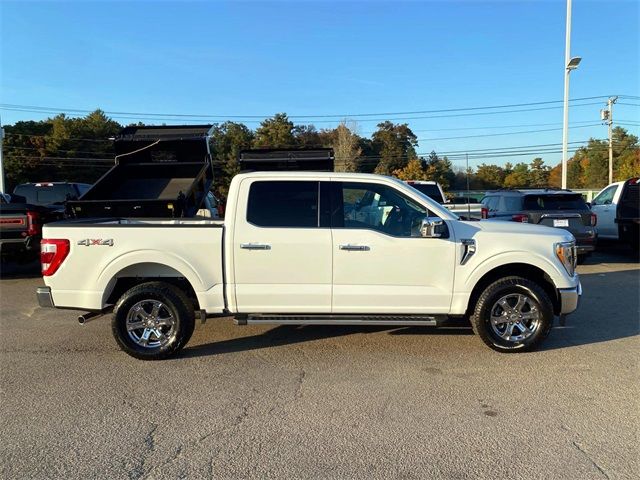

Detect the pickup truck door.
xmin=331 ymin=181 xmax=456 ymax=314
xmin=232 ymin=180 xmax=332 ymax=313
xmin=590 ymin=184 xmax=619 ymax=237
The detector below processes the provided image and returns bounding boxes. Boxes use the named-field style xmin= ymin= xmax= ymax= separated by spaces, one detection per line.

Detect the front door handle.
xmin=339 ymin=244 xmax=370 ymax=251
xmin=240 ymin=243 xmax=271 ymax=250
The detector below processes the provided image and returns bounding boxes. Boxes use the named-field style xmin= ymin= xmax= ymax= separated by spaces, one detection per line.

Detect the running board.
xmin=236 ymin=314 xmax=442 ymax=326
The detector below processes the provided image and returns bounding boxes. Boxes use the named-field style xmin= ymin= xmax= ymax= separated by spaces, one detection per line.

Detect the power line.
xmin=0 ymin=95 xmax=615 ymax=120
xmin=416 ymin=123 xmax=600 ymax=142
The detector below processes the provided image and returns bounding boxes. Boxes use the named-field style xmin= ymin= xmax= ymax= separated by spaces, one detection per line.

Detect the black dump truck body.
xmin=68 ymin=125 xmax=214 ymax=218
xmin=239 ymin=148 xmax=334 ymax=172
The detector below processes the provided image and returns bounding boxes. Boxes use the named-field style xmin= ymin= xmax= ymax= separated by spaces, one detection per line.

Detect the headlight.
xmin=555 ymin=241 xmax=577 ymax=276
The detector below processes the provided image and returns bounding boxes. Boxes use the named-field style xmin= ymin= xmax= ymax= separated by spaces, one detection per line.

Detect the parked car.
xmin=13 ymin=182 xmax=91 ymax=209
xmin=480 ymin=189 xmax=597 ymax=263
xmin=37 ymin=172 xmax=580 ymax=359
xmin=589 ymin=178 xmax=639 ymax=251
xmin=405 ymin=180 xmax=483 ymax=219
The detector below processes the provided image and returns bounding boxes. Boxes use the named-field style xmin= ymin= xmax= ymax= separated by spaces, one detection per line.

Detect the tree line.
xmin=2 ymin=109 xmax=639 ymax=197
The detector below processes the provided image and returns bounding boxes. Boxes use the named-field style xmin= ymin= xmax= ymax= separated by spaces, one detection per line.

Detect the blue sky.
xmin=1 ymin=0 xmax=638 ymax=168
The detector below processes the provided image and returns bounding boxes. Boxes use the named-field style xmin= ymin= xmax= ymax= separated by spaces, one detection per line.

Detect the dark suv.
xmin=13 ymin=182 xmax=91 ymax=208
xmin=481 ymin=189 xmax=597 ymax=262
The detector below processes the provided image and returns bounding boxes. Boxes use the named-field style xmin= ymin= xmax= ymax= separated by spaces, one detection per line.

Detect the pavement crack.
xmin=572 ymin=441 xmax=610 ymax=479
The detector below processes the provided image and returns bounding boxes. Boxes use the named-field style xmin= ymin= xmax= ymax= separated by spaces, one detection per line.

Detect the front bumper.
xmin=36 ymin=287 xmax=55 ymax=308
xmin=558 ymin=281 xmax=582 ymax=315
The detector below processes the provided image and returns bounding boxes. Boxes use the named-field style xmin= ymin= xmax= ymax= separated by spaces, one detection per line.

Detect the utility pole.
xmin=602 ymin=96 xmax=618 ymax=185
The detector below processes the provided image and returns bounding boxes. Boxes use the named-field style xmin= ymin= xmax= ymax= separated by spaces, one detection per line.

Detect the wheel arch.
xmin=465 ymin=263 xmax=560 ymax=316
xmin=100 ymin=260 xmax=202 ymax=309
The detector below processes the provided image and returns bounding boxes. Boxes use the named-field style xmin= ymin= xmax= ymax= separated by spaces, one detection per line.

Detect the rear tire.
xmin=112 ymin=281 xmax=195 ymax=360
xmin=470 ymin=276 xmax=554 ymax=353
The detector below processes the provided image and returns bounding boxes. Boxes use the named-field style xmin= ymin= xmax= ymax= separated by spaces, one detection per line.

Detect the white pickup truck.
xmin=37 ymin=172 xmax=581 ymax=359
xmin=589 ymin=178 xmax=639 ymax=251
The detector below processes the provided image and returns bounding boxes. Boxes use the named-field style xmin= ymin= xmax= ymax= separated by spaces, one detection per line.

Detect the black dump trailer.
xmin=239 ymin=148 xmax=334 ymax=172
xmin=68 ymin=125 xmax=214 ymax=218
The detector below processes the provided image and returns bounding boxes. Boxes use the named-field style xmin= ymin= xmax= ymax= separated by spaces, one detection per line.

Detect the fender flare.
xmin=462 ymin=251 xmax=567 ymax=292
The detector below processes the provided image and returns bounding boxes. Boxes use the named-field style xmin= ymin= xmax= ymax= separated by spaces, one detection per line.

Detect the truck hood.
xmin=454 ymin=219 xmax=575 ymax=243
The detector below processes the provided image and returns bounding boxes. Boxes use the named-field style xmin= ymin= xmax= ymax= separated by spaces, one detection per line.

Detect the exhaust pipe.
xmin=78 ymin=310 xmax=104 ymax=325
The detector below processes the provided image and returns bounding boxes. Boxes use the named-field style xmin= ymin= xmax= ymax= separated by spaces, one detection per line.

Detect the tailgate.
xmin=0 ymin=213 xmax=27 ymax=240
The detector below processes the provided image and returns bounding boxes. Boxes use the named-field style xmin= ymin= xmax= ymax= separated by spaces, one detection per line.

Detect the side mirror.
xmin=420 ymin=217 xmax=444 ymax=238
xmin=586 ymin=202 xmax=591 ymax=208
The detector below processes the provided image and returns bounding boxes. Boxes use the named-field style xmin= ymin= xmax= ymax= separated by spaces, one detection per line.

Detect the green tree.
xmin=475 ymin=163 xmax=506 ymax=189
xmin=371 ymin=121 xmax=417 ymax=175
xmin=253 ymin=113 xmax=295 ymax=148
xmin=210 ymin=122 xmax=254 ymax=197
xmin=503 ymin=163 xmax=531 ymax=188
xmin=529 ymin=157 xmax=550 ymax=188
xmin=423 ymin=151 xmax=454 ymax=189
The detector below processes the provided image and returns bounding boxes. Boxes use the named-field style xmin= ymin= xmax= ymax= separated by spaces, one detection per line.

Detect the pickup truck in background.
xmin=405 ymin=181 xmax=483 ymax=219
xmin=0 ymin=182 xmax=90 ymax=259
xmin=590 ymin=178 xmax=639 ymax=251
xmin=37 ymin=172 xmax=581 ymax=360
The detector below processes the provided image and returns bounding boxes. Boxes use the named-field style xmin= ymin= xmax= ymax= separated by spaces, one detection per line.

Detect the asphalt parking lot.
xmin=1 ymin=246 xmax=638 ymax=480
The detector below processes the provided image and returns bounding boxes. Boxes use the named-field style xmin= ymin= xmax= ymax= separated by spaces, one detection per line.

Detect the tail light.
xmin=511 ymin=214 xmax=529 ymax=223
xmin=590 ymin=213 xmax=597 ymax=226
xmin=41 ymin=239 xmax=70 ymax=276
xmin=26 ymin=211 xmax=41 ymax=236
xmin=481 ymin=207 xmax=488 ymax=219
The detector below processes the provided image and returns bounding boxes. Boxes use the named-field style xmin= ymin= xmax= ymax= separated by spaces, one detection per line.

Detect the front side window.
xmin=336 ymin=182 xmax=428 ymax=237
xmin=592 ymin=185 xmax=617 ymax=206
xmin=247 ymin=181 xmax=319 ymax=228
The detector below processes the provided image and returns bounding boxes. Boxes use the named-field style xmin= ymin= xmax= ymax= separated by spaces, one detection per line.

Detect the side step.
xmin=235 ymin=314 xmax=442 ymax=326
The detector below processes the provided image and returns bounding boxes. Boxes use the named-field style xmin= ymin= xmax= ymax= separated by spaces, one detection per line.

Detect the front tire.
xmin=112 ymin=281 xmax=195 ymax=360
xmin=470 ymin=276 xmax=554 ymax=353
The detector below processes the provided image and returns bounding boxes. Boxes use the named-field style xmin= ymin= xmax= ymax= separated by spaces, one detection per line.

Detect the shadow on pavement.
xmin=0 ymin=258 xmax=41 ymax=279
xmin=184 ymin=266 xmax=638 ymax=358
xmin=182 ymin=324 xmax=474 ymax=358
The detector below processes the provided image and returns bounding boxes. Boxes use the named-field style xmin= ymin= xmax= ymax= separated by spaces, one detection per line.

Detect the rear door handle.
xmin=240 ymin=243 xmax=271 ymax=250
xmin=339 ymin=244 xmax=370 ymax=251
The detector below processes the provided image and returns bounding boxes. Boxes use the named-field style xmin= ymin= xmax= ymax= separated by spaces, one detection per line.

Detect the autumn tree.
xmin=392 ymin=158 xmax=428 ymax=181
xmin=333 ymin=121 xmax=362 ymax=172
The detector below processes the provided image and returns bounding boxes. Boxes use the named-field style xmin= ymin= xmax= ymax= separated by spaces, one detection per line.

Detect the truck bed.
xmin=42 ymin=217 xmax=226 ymax=312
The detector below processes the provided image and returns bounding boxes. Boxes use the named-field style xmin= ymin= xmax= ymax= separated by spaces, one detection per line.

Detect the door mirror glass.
xmin=420 ymin=217 xmax=444 ymax=238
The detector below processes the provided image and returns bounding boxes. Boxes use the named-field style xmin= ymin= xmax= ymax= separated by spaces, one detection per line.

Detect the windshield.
xmin=406 ymin=183 xmax=445 ymax=204
xmin=523 ymin=194 xmax=588 ymax=211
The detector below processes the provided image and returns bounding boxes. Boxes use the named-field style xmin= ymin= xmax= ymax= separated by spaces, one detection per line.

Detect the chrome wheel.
xmin=126 ymin=300 xmax=177 ymax=349
xmin=489 ymin=293 xmax=540 ymax=343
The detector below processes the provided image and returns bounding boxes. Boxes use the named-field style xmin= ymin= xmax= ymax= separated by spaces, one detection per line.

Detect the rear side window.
xmin=482 ymin=196 xmax=499 ymax=211
xmin=523 ymin=194 xmax=587 ymax=211
xmin=247 ymin=181 xmax=319 ymax=228
xmin=503 ymin=196 xmax=523 ymax=212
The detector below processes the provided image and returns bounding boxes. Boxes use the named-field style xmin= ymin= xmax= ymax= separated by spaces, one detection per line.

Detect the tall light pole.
xmin=561 ymin=0 xmax=581 ymax=190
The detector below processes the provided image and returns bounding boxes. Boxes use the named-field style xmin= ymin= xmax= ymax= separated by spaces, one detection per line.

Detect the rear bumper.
xmin=558 ymin=281 xmax=582 ymax=315
xmin=36 ymin=287 xmax=55 ymax=308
